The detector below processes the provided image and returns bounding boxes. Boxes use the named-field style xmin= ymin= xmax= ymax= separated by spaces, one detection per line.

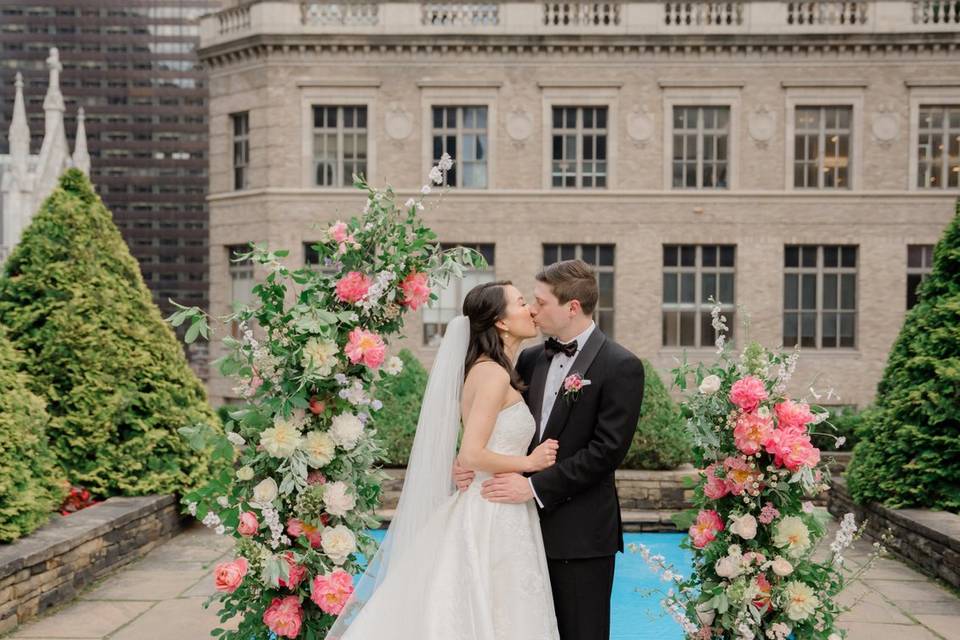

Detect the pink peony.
xmin=774 ymin=400 xmax=815 ymax=433
xmin=286 ymin=518 xmax=323 ymax=548
xmin=729 ymin=376 xmax=768 ymax=413
xmin=310 ymin=570 xmax=355 ymax=615
xmin=345 ymin=327 xmax=386 ymax=369
xmin=689 ymin=510 xmax=724 ymax=549
xmin=263 ymin=596 xmax=303 ymax=639
xmin=237 ymin=511 xmax=259 ymax=537
xmin=328 ymin=221 xmax=350 ymax=243
xmin=335 ymin=271 xmax=372 ymax=304
xmin=703 ymin=464 xmax=730 ymax=500
xmin=765 ymin=428 xmax=821 ymax=471
xmin=400 ymin=272 xmax=431 ymax=310
xmin=213 ymin=557 xmax=249 ymax=593
xmin=733 ymin=411 xmax=774 ymax=456
xmin=723 ymin=456 xmax=762 ymax=496
xmin=278 ymin=552 xmax=308 ymax=590
xmin=759 ymin=502 xmax=781 ymax=525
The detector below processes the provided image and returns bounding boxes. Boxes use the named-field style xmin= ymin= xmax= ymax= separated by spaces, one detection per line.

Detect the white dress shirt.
xmin=529 ymin=322 xmax=596 ymax=507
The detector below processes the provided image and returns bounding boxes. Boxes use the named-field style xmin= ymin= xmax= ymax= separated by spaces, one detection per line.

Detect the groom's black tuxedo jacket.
xmin=516 ymin=328 xmax=645 ymax=560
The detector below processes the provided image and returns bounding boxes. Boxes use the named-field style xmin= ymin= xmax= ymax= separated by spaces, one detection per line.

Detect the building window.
xmin=662 ymin=245 xmax=736 ymax=347
xmin=907 ymin=244 xmax=935 ymax=309
xmin=783 ymin=245 xmax=857 ymax=349
xmin=423 ymin=244 xmax=496 ymax=346
xmin=672 ymin=106 xmax=730 ymax=189
xmin=794 ymin=106 xmax=852 ymax=189
xmin=551 ymin=107 xmax=607 ymax=188
xmin=542 ymin=244 xmax=615 ymax=337
xmin=917 ymin=106 xmax=960 ymax=188
xmin=312 ymin=106 xmax=368 ymax=187
xmin=431 ymin=106 xmax=488 ymax=188
xmin=228 ymin=245 xmax=256 ymax=338
xmin=231 ymin=112 xmax=249 ymax=190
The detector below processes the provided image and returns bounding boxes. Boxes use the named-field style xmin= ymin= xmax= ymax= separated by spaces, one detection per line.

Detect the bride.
xmin=326 ymin=280 xmax=561 ymax=639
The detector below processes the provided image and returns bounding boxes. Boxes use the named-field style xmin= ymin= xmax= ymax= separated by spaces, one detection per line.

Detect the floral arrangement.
xmin=632 ymin=302 xmax=887 ymax=640
xmin=167 ymin=155 xmax=482 ymax=639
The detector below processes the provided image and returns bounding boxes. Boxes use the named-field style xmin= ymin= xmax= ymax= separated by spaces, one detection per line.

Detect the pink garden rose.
xmin=774 ymin=400 xmax=815 ymax=433
xmin=689 ymin=510 xmax=725 ymax=549
xmin=278 ymin=552 xmax=308 ymax=590
xmin=335 ymin=271 xmax=372 ymax=304
xmin=310 ymin=570 xmax=355 ymax=615
xmin=400 ymin=272 xmax=431 ymax=310
xmin=213 ymin=557 xmax=249 ymax=593
xmin=328 ymin=221 xmax=349 ymax=243
xmin=263 ymin=596 xmax=303 ymax=639
xmin=733 ymin=411 xmax=774 ymax=456
xmin=237 ymin=511 xmax=259 ymax=537
xmin=729 ymin=376 xmax=768 ymax=413
xmin=723 ymin=456 xmax=762 ymax=496
xmin=703 ymin=464 xmax=730 ymax=500
xmin=345 ymin=327 xmax=386 ymax=369
xmin=765 ymin=428 xmax=821 ymax=471
xmin=287 ymin=518 xmax=323 ymax=549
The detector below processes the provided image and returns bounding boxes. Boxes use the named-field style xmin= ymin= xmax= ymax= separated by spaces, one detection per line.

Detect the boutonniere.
xmin=562 ymin=372 xmax=591 ymax=403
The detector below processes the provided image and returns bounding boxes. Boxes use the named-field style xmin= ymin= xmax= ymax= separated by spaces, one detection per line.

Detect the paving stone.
xmin=108 ymin=597 xmax=238 ymax=640
xmin=840 ymin=621 xmax=940 ymax=640
xmin=914 ymin=614 xmax=960 ymax=640
xmin=865 ymin=578 xmax=959 ymax=604
xmin=9 ymin=600 xmax=153 ymax=638
xmin=77 ymin=565 xmax=209 ymax=601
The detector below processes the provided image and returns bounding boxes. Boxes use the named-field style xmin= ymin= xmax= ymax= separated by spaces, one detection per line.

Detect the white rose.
xmin=302 ymin=431 xmax=336 ymax=468
xmin=330 ymin=413 xmax=364 ymax=451
xmin=323 ymin=481 xmax=357 ymax=517
xmin=383 ymin=356 xmax=404 ymax=376
xmin=698 ymin=374 xmax=721 ymax=395
xmin=321 ymin=524 xmax=357 ymax=565
xmin=252 ymin=477 xmax=278 ymax=506
xmin=771 ymin=556 xmax=794 ymax=577
xmin=260 ymin=417 xmax=302 ymax=458
xmin=715 ymin=555 xmax=742 ymax=579
xmin=730 ymin=513 xmax=758 ymax=540
xmin=236 ymin=466 xmax=255 ymax=481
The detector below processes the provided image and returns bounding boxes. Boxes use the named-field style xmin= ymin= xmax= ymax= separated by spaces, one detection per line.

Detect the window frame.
xmin=783 ymin=245 xmax=859 ymax=350
xmin=661 ymin=244 xmax=737 ymax=348
xmin=540 ymin=85 xmax=618 ymax=190
xmin=542 ymin=243 xmax=616 ymax=338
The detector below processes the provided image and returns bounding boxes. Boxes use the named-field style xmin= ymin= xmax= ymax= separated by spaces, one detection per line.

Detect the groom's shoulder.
xmin=599 ymin=334 xmax=643 ymax=369
xmin=517 ymin=342 xmax=543 ymax=368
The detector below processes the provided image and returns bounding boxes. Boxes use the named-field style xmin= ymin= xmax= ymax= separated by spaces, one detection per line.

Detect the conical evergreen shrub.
xmin=0 ymin=326 xmax=66 ymax=542
xmin=846 ymin=202 xmax=960 ymax=510
xmin=0 ymin=169 xmax=217 ymax=497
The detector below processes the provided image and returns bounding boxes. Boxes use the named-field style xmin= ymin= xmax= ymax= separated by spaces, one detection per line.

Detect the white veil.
xmin=325 ymin=315 xmax=469 ymax=638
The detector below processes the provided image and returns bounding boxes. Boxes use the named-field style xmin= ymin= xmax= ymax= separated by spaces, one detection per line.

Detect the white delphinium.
xmin=428 ymin=165 xmax=444 ymax=185
xmin=202 ymin=511 xmax=221 ymax=528
xmin=186 ymin=501 xmax=198 ymax=516
xmin=772 ymin=346 xmax=800 ymax=395
xmin=829 ymin=512 xmax=858 ymax=565
xmin=438 ymin=152 xmax=454 ymax=171
xmin=261 ymin=505 xmax=284 ymax=550
xmin=710 ymin=299 xmax=729 ymax=353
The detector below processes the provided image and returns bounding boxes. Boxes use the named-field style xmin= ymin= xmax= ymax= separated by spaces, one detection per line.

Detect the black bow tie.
xmin=544 ymin=337 xmax=578 ymax=359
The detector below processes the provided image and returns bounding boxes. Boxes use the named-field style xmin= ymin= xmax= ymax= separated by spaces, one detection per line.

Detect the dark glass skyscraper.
xmin=0 ymin=0 xmax=216 ymax=371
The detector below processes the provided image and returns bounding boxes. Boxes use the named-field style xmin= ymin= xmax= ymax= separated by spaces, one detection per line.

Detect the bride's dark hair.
xmin=462 ymin=280 xmax=526 ymax=392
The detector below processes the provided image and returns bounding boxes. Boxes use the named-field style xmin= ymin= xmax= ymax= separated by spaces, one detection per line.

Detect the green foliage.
xmin=372 ymin=349 xmax=428 ymax=467
xmin=0 ymin=327 xmax=66 ymax=542
xmin=0 ymin=169 xmax=219 ymax=498
xmin=621 ymin=361 xmax=692 ymax=469
xmin=847 ymin=204 xmax=960 ymax=511
xmin=810 ymin=406 xmax=861 ymax=452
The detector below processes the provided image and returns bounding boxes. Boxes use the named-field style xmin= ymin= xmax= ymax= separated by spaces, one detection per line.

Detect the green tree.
xmin=622 ymin=360 xmax=692 ymax=470
xmin=0 ymin=169 xmax=217 ymax=497
xmin=373 ymin=349 xmax=429 ymax=467
xmin=846 ymin=203 xmax=960 ymax=510
xmin=0 ymin=327 xmax=66 ymax=542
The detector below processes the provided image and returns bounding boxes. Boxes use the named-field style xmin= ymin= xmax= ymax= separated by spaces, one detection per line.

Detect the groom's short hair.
xmin=536 ymin=259 xmax=598 ymax=316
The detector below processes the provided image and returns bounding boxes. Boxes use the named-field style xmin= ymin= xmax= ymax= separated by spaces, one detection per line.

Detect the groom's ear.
xmin=568 ymin=298 xmax=583 ymax=317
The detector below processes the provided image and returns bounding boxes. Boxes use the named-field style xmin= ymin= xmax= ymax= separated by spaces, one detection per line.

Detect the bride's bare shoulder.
xmin=463 ymin=360 xmax=510 ymax=397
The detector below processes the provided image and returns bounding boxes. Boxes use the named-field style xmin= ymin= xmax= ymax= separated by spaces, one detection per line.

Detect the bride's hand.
xmin=526 ymin=439 xmax=559 ymax=472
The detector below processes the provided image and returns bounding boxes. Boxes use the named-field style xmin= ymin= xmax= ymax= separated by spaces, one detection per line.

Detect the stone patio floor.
xmin=4 ymin=516 xmax=960 ymax=640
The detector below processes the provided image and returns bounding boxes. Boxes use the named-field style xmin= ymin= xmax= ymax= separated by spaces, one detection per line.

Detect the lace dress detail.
xmin=339 ymin=402 xmax=559 ymax=640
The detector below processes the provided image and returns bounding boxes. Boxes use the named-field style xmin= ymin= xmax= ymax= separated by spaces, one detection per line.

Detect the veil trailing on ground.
xmin=325 ymin=315 xmax=469 ymax=639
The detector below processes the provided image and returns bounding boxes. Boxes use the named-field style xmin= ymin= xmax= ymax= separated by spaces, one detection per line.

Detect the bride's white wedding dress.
xmin=337 ymin=400 xmax=560 ymax=640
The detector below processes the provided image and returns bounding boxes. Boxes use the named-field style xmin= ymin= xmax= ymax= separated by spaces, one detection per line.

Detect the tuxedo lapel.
xmin=539 ymin=328 xmax=607 ymax=444
xmin=527 ymin=349 xmax=550 ymax=453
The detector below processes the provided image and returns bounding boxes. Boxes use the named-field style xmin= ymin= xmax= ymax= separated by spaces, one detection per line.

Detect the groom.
xmin=457 ymin=259 xmax=645 ymax=640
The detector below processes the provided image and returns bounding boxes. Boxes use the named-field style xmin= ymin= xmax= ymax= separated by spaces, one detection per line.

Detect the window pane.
xmin=784 ymin=274 xmax=798 ymax=308
xmin=701 ymin=273 xmax=716 ymax=303
xmin=840 ymin=274 xmax=856 ymax=310
xmin=801 ymin=274 xmax=817 ymax=309
xmin=680 ymin=273 xmax=696 ymax=303
xmin=680 ymin=311 xmax=696 ymax=346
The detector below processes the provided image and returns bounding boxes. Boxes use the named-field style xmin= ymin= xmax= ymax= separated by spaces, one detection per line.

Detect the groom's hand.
xmin=481 ymin=473 xmax=533 ymax=504
xmin=452 ymin=458 xmax=475 ymax=492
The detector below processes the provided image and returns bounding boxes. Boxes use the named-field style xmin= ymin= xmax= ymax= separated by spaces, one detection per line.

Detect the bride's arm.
xmin=457 ymin=363 xmax=556 ymax=475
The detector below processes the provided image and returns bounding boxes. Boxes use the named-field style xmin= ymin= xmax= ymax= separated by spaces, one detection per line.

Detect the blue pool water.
xmin=360 ymin=529 xmax=692 ymax=639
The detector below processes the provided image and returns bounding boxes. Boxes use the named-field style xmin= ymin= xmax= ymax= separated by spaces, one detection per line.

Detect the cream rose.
xmin=698 ymin=374 xmax=721 ymax=395
xmin=330 ymin=413 xmax=363 ymax=451
xmin=252 ymin=477 xmax=279 ymax=505
xmin=302 ymin=338 xmax=338 ymax=376
xmin=236 ymin=466 xmax=255 ymax=481
xmin=323 ymin=481 xmax=356 ymax=517
xmin=321 ymin=524 xmax=357 ymax=565
xmin=730 ymin=513 xmax=758 ymax=540
xmin=773 ymin=516 xmax=812 ymax=557
xmin=783 ymin=580 xmax=819 ymax=621
xmin=715 ymin=554 xmax=743 ymax=579
xmin=260 ymin=417 xmax=303 ymax=458
xmin=772 ymin=556 xmax=794 ymax=577
xmin=303 ymin=431 xmax=336 ymax=468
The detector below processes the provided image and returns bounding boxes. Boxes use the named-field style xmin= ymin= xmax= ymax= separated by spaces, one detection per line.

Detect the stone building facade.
xmin=197 ymin=0 xmax=960 ymax=407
